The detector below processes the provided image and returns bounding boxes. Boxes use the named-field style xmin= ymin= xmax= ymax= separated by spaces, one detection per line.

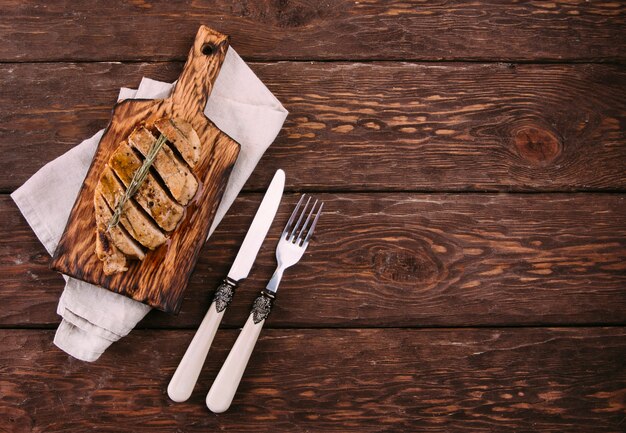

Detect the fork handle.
xmin=266 ymin=266 xmax=284 ymax=292
xmin=167 ymin=278 xmax=236 ymax=403
xmin=206 ymin=291 xmax=275 ymax=413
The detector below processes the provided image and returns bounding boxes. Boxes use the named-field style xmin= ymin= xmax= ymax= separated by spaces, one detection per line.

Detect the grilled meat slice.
xmin=95 ymin=227 xmax=128 ymax=275
xmin=96 ymin=166 xmax=167 ymax=250
xmin=95 ymin=192 xmax=147 ymax=275
xmin=94 ymin=193 xmax=145 ymax=260
xmin=154 ymin=118 xmax=201 ymax=168
xmin=128 ymin=126 xmax=198 ymax=205
xmin=109 ymin=140 xmax=184 ymax=232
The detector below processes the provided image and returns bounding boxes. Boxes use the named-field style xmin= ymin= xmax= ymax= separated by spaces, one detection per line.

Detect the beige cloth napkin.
xmin=11 ymin=48 xmax=288 ymax=362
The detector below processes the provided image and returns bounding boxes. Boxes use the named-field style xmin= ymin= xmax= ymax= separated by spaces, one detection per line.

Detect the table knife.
xmin=167 ymin=169 xmax=285 ymax=402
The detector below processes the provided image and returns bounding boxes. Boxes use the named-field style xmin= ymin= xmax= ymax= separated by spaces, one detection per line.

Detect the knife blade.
xmin=227 ymin=169 xmax=285 ymax=281
xmin=167 ymin=169 xmax=285 ymax=402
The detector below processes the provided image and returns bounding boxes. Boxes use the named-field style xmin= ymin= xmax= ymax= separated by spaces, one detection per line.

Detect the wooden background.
xmin=1 ymin=1 xmax=625 ymax=432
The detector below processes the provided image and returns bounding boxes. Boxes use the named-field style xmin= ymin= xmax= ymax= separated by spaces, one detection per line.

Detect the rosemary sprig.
xmin=108 ymin=133 xmax=167 ymax=230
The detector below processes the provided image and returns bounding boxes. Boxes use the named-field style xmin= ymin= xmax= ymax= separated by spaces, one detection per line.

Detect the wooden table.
xmin=1 ymin=2 xmax=625 ymax=432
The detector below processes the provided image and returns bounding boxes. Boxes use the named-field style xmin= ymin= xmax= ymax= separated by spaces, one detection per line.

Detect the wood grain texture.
xmin=2 ymin=3 xmax=625 ymax=431
xmin=3 ymin=193 xmax=625 ymax=327
xmin=0 ymin=0 xmax=624 ymax=62
xmin=50 ymin=26 xmax=240 ymax=313
xmin=2 ymin=62 xmax=626 ymax=193
xmin=1 ymin=328 xmax=625 ymax=432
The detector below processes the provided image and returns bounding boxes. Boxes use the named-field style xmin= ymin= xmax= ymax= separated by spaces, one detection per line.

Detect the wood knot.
xmin=512 ymin=125 xmax=562 ymax=166
xmin=372 ymin=247 xmax=441 ymax=284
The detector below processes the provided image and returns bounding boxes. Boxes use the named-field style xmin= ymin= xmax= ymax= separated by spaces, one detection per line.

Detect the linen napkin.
xmin=11 ymin=48 xmax=288 ymax=362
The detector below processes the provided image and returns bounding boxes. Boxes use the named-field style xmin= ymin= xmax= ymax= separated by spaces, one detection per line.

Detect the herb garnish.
xmin=108 ymin=133 xmax=167 ymax=230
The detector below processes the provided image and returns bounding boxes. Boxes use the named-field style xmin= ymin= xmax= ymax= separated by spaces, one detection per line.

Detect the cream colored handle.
xmin=206 ymin=314 xmax=264 ymax=413
xmin=168 ymin=302 xmax=225 ymax=402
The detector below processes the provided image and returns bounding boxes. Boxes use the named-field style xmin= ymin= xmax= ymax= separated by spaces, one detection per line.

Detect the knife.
xmin=167 ymin=169 xmax=285 ymax=402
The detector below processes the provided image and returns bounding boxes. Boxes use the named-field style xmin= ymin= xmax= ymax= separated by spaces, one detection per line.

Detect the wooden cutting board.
xmin=50 ymin=26 xmax=240 ymax=313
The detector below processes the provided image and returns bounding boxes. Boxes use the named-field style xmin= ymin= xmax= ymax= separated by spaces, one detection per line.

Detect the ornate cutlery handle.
xmin=167 ymin=278 xmax=236 ymax=402
xmin=206 ymin=290 xmax=275 ymax=413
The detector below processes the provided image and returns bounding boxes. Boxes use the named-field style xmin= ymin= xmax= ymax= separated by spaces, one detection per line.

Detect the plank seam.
xmin=2 ymin=324 xmax=625 ymax=331
xmin=3 ymin=189 xmax=626 ymax=196
xmin=1 ymin=58 xmax=625 ymax=65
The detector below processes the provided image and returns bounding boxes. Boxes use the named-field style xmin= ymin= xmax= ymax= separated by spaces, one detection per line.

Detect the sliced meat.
xmin=128 ymin=126 xmax=198 ymax=205
xmin=154 ymin=118 xmax=201 ymax=168
xmin=94 ymin=193 xmax=145 ymax=260
xmin=109 ymin=140 xmax=184 ymax=232
xmin=96 ymin=166 xmax=167 ymax=250
xmin=96 ymin=228 xmax=128 ymax=275
xmin=94 ymin=117 xmax=204 ymax=274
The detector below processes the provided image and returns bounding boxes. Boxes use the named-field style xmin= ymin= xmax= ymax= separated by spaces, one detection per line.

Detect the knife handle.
xmin=167 ymin=279 xmax=237 ymax=403
xmin=206 ymin=290 xmax=275 ymax=413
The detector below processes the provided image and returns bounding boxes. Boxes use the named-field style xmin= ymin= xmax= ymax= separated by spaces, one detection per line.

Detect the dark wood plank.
xmin=2 ymin=192 xmax=625 ymax=328
xmin=2 ymin=62 xmax=625 ymax=192
xmin=1 ymin=328 xmax=625 ymax=432
xmin=1 ymin=0 xmax=624 ymax=62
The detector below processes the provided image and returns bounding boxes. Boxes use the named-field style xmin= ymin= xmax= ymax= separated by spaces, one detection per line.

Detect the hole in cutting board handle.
xmin=201 ymin=43 xmax=215 ymax=56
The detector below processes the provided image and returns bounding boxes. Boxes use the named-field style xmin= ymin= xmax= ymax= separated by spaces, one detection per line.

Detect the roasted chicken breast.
xmin=129 ymin=126 xmax=198 ymax=206
xmin=94 ymin=118 xmax=201 ymax=274
xmin=109 ymin=140 xmax=185 ymax=231
xmin=154 ymin=118 xmax=201 ymax=168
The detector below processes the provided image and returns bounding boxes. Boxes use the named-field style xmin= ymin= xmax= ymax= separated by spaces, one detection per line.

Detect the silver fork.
xmin=206 ymin=195 xmax=323 ymax=413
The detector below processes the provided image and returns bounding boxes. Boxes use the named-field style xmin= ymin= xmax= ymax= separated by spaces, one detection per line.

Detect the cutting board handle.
xmin=170 ymin=25 xmax=229 ymax=115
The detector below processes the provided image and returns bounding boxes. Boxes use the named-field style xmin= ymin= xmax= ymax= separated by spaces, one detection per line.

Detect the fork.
xmin=206 ymin=195 xmax=323 ymax=413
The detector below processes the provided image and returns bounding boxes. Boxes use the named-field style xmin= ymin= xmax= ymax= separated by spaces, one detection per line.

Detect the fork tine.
xmin=296 ymin=199 xmax=318 ymax=244
xmin=289 ymin=196 xmax=312 ymax=241
xmin=303 ymin=202 xmax=323 ymax=246
xmin=282 ymin=195 xmax=306 ymax=239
